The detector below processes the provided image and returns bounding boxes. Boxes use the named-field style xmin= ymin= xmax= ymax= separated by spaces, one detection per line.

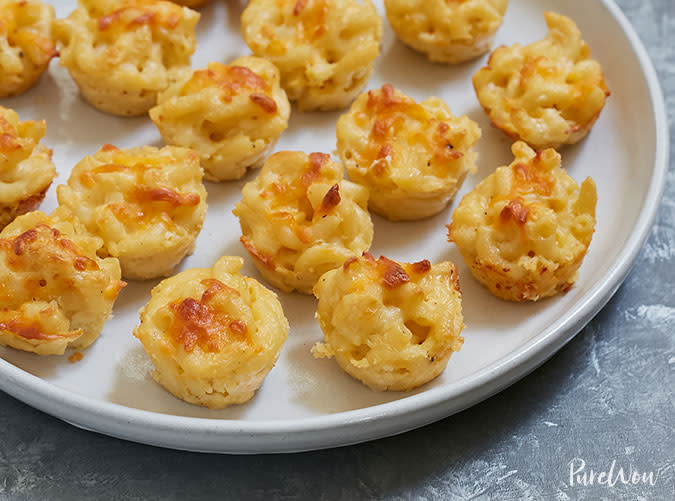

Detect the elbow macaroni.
xmin=312 ymin=253 xmax=464 ymax=391
xmin=448 ymin=141 xmax=597 ymax=301
xmin=0 ymin=106 xmax=56 ymax=230
xmin=384 ymin=0 xmax=507 ymax=63
xmin=134 ymin=256 xmax=289 ymax=409
xmin=53 ymin=0 xmax=199 ymax=116
xmin=57 ymin=144 xmax=207 ymax=281
xmin=337 ymin=84 xmax=481 ymax=221
xmin=473 ymin=12 xmax=609 ymax=149
xmin=233 ymin=151 xmax=373 ymax=294
xmin=0 ymin=208 xmax=124 ymax=355
xmin=241 ymin=0 xmax=382 ymax=111
xmin=0 ymin=0 xmax=57 ymax=97
xmin=150 ymin=56 xmax=290 ymax=181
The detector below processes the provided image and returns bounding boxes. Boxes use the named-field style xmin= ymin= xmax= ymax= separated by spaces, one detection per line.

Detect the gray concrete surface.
xmin=1 ymin=0 xmax=673 ymax=499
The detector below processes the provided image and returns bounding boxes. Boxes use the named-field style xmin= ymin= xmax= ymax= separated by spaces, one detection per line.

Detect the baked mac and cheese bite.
xmin=53 ymin=0 xmax=200 ymax=116
xmin=150 ymin=56 xmax=291 ymax=181
xmin=312 ymin=253 xmax=464 ymax=391
xmin=241 ymin=0 xmax=382 ymax=111
xmin=134 ymin=256 xmax=289 ymax=409
xmin=233 ymin=151 xmax=373 ymax=294
xmin=0 ymin=208 xmax=124 ymax=355
xmin=57 ymin=144 xmax=207 ymax=281
xmin=384 ymin=0 xmax=507 ymax=64
xmin=448 ymin=141 xmax=597 ymax=301
xmin=0 ymin=106 xmax=56 ymax=230
xmin=337 ymin=84 xmax=481 ymax=221
xmin=0 ymin=0 xmax=57 ymax=97
xmin=473 ymin=12 xmax=610 ymax=149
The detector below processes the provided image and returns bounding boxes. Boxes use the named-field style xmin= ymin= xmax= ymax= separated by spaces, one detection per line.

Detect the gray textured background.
xmin=1 ymin=0 xmax=673 ymax=499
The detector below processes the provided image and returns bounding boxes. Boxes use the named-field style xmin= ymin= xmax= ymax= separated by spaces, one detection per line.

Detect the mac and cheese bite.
xmin=53 ymin=0 xmax=199 ymax=116
xmin=134 ymin=256 xmax=289 ymax=409
xmin=241 ymin=0 xmax=382 ymax=111
xmin=384 ymin=0 xmax=507 ymax=63
xmin=0 ymin=0 xmax=57 ymax=98
xmin=57 ymin=144 xmax=207 ymax=281
xmin=0 ymin=208 xmax=124 ymax=355
xmin=337 ymin=84 xmax=481 ymax=221
xmin=448 ymin=141 xmax=597 ymax=301
xmin=0 ymin=106 xmax=56 ymax=230
xmin=150 ymin=56 xmax=291 ymax=181
xmin=312 ymin=253 xmax=464 ymax=391
xmin=233 ymin=151 xmax=373 ymax=294
xmin=473 ymin=12 xmax=610 ymax=149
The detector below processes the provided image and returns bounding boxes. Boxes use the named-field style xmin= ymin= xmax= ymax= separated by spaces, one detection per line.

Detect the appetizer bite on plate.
xmin=0 ymin=0 xmax=57 ymax=98
xmin=0 ymin=208 xmax=124 ymax=355
xmin=312 ymin=253 xmax=464 ymax=391
xmin=0 ymin=106 xmax=56 ymax=230
xmin=134 ymin=256 xmax=289 ymax=409
xmin=473 ymin=12 xmax=610 ymax=149
xmin=241 ymin=0 xmax=382 ymax=111
xmin=57 ymin=144 xmax=207 ymax=281
xmin=336 ymin=84 xmax=481 ymax=221
xmin=53 ymin=0 xmax=199 ymax=116
xmin=384 ymin=0 xmax=507 ymax=64
xmin=150 ymin=56 xmax=291 ymax=181
xmin=234 ymin=151 xmax=373 ymax=294
xmin=448 ymin=141 xmax=597 ymax=301
xmin=0 ymin=0 xmax=59 ymax=98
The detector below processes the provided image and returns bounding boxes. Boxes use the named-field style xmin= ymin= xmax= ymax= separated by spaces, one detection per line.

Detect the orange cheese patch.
xmin=169 ymin=279 xmax=249 ymax=353
xmin=358 ymin=84 xmax=464 ymax=174
xmin=97 ymin=3 xmax=182 ymax=32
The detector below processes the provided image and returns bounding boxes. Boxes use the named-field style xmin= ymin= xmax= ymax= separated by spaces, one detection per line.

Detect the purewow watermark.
xmin=568 ymin=458 xmax=657 ymax=488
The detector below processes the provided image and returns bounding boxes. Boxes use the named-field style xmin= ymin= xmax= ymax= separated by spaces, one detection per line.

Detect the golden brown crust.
xmin=473 ymin=12 xmax=609 ymax=149
xmin=150 ymin=56 xmax=290 ymax=181
xmin=0 ymin=106 xmax=56 ymax=230
xmin=241 ymin=0 xmax=382 ymax=111
xmin=312 ymin=253 xmax=464 ymax=391
xmin=170 ymin=0 xmax=210 ymax=7
xmin=56 ymin=144 xmax=207 ymax=280
xmin=53 ymin=0 xmax=199 ymax=116
xmin=134 ymin=256 xmax=289 ymax=409
xmin=449 ymin=141 xmax=598 ymax=301
xmin=337 ymin=84 xmax=481 ymax=221
xmin=233 ymin=150 xmax=373 ymax=294
xmin=0 ymin=209 xmax=124 ymax=355
xmin=168 ymin=279 xmax=250 ymax=353
xmin=384 ymin=0 xmax=507 ymax=63
xmin=0 ymin=0 xmax=57 ymax=97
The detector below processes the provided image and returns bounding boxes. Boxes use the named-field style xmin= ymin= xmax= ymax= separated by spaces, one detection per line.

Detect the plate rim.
xmin=0 ymin=0 xmax=668 ymax=453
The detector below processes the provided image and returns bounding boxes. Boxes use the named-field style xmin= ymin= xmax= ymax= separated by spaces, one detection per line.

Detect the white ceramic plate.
xmin=0 ymin=0 xmax=667 ymax=453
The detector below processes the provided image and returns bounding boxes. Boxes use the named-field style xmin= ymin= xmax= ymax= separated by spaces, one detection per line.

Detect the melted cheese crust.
xmin=171 ymin=0 xmax=210 ymax=7
xmin=312 ymin=253 xmax=464 ymax=391
xmin=473 ymin=12 xmax=610 ymax=149
xmin=0 ymin=209 xmax=124 ymax=355
xmin=0 ymin=0 xmax=57 ymax=97
xmin=56 ymin=144 xmax=207 ymax=280
xmin=150 ymin=56 xmax=291 ymax=181
xmin=0 ymin=106 xmax=56 ymax=230
xmin=384 ymin=0 xmax=507 ymax=63
xmin=449 ymin=141 xmax=597 ymax=301
xmin=337 ymin=84 xmax=481 ymax=221
xmin=134 ymin=255 xmax=289 ymax=409
xmin=53 ymin=0 xmax=199 ymax=116
xmin=241 ymin=0 xmax=382 ymax=111
xmin=233 ymin=151 xmax=373 ymax=294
